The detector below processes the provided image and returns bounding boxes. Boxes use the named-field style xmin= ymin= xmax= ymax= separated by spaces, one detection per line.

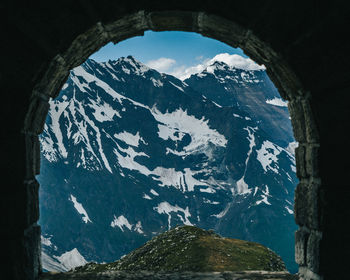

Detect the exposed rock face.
xmin=74 ymin=226 xmax=286 ymax=272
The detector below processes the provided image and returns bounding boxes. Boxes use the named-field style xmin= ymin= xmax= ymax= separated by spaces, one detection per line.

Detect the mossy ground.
xmin=75 ymin=226 xmax=286 ymax=273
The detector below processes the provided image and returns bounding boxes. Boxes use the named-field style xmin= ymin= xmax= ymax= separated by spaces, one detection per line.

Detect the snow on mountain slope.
xmin=42 ymin=245 xmax=87 ymax=272
xmin=185 ymin=61 xmax=294 ymax=147
xmin=150 ymin=107 xmax=227 ymax=155
xmin=69 ymin=194 xmax=92 ymax=224
xmin=38 ymin=56 xmax=298 ymax=273
xmin=154 ymin=202 xmax=193 ymax=229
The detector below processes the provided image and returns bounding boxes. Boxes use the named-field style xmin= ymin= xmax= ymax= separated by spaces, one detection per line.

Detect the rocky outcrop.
xmin=74 ymin=226 xmax=286 ymax=272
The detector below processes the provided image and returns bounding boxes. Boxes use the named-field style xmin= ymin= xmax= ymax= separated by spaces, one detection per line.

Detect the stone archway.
xmin=23 ymin=11 xmax=321 ymax=280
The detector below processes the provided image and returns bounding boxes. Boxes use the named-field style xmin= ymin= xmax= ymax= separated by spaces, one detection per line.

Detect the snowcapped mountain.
xmin=37 ymin=56 xmax=298 ymax=273
xmin=185 ymin=60 xmax=293 ymax=147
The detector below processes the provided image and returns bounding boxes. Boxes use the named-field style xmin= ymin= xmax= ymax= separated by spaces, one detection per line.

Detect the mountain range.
xmin=37 ymin=55 xmax=298 ymax=273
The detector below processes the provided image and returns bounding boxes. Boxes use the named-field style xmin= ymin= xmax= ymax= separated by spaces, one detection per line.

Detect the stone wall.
xmin=2 ymin=2 xmax=349 ymax=280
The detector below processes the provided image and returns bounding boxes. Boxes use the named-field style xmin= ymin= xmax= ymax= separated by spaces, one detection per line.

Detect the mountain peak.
xmin=196 ymin=60 xmax=266 ymax=79
xmin=211 ymin=60 xmax=228 ymax=67
xmin=205 ymin=60 xmax=230 ymax=73
xmin=116 ymin=56 xmax=150 ymax=74
xmin=188 ymin=59 xmax=265 ymax=82
xmin=126 ymin=55 xmax=136 ymax=61
xmin=117 ymin=55 xmax=137 ymax=63
xmin=115 ymin=55 xmax=138 ymax=65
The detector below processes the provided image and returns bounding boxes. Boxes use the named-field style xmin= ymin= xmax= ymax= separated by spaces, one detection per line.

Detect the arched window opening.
xmin=37 ymin=30 xmax=299 ymax=275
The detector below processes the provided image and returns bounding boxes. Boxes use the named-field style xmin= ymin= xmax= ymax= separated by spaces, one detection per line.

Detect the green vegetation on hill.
xmin=75 ymin=226 xmax=286 ymax=273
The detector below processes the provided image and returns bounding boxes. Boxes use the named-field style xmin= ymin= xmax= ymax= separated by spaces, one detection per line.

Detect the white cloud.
xmin=171 ymin=53 xmax=265 ymax=80
xmin=146 ymin=57 xmax=176 ymax=72
xmin=170 ymin=63 xmax=210 ymax=80
xmin=145 ymin=53 xmax=265 ymax=81
xmin=209 ymin=53 xmax=265 ymax=71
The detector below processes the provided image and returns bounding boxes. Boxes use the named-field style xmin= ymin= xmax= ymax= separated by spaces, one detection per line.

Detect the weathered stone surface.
xmin=294 ymin=182 xmax=323 ymax=229
xmin=106 ymin=11 xmax=148 ymax=44
xmin=196 ymin=13 xmax=245 ymax=49
xmin=305 ymin=146 xmax=320 ymax=178
xmin=294 ymin=145 xmax=306 ymax=179
xmin=294 ymin=182 xmax=307 ymax=226
xmin=307 ymin=183 xmax=323 ymax=230
xmin=295 ymin=228 xmax=309 ymax=266
xmin=24 ymin=95 xmax=50 ymax=135
xmin=306 ymin=231 xmax=322 ymax=274
xmin=262 ymin=59 xmax=303 ymax=101
xmin=24 ymin=224 xmax=41 ymax=280
xmin=288 ymin=99 xmax=306 ymax=144
xmin=149 ymin=11 xmax=195 ymax=31
xmin=62 ymin=23 xmax=110 ymax=70
xmin=295 ymin=228 xmax=323 ymax=276
xmin=301 ymin=99 xmax=319 ymax=143
xmin=24 ymin=134 xmax=41 ymax=179
xmin=40 ymin=270 xmax=299 ymax=280
xmin=24 ymin=180 xmax=40 ymax=227
xmin=33 ymin=55 xmax=69 ymax=99
xmin=298 ymin=267 xmax=322 ymax=280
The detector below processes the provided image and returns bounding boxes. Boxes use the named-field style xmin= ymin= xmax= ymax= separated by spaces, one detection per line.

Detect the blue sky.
xmin=89 ymin=31 xmax=265 ymax=80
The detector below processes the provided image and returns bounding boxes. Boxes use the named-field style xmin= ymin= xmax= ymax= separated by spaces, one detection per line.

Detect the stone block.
xmin=295 ymin=145 xmax=306 ymax=179
xmin=149 ymin=11 xmax=195 ymax=32
xmin=63 ymin=23 xmax=111 ymax=70
xmin=265 ymin=68 xmax=290 ymax=101
xmin=306 ymin=230 xmax=322 ymax=274
xmin=305 ymin=145 xmax=320 ymax=178
xmin=298 ymin=266 xmax=323 ymax=280
xmin=24 ymin=134 xmax=40 ymax=180
xmin=23 ymin=95 xmax=50 ymax=135
xmin=33 ymin=54 xmax=69 ymax=99
xmin=197 ymin=13 xmax=246 ymax=50
xmin=306 ymin=182 xmax=323 ymax=230
xmin=23 ymin=224 xmax=41 ymax=280
xmin=294 ymin=181 xmax=323 ymax=229
xmin=302 ymin=98 xmax=320 ymax=143
xmin=295 ymin=228 xmax=309 ymax=265
xmin=288 ymin=99 xmax=307 ymax=143
xmin=106 ymin=11 xmax=148 ymax=45
xmin=267 ymin=61 xmax=304 ymax=101
xmin=34 ymin=135 xmax=41 ymax=175
xmin=24 ymin=180 xmax=40 ymax=227
xmin=294 ymin=182 xmax=308 ymax=226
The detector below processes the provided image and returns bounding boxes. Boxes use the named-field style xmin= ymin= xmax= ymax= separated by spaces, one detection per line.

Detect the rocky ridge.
xmin=74 ymin=226 xmax=286 ymax=273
